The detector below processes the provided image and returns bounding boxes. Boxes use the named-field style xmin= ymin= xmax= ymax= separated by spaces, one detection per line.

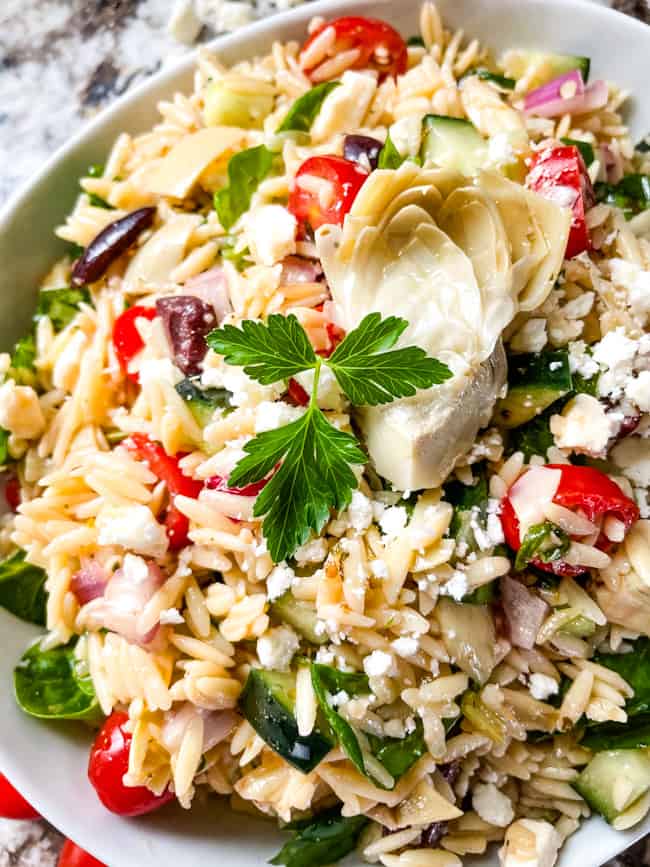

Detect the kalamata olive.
xmin=343 ymin=134 xmax=383 ymax=171
xmin=420 ymin=822 xmax=448 ymax=848
xmin=71 ymin=207 xmax=156 ymax=286
xmin=156 ymin=296 xmax=217 ymax=376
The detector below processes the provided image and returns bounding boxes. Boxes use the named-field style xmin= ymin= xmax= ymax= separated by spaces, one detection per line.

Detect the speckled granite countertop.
xmin=1 ymin=0 xmax=650 ymax=864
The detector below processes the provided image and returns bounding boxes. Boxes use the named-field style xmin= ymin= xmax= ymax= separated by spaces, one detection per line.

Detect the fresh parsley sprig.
xmin=206 ymin=313 xmax=451 ymax=562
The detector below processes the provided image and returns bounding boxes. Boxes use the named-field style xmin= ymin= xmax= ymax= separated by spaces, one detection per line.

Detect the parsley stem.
xmin=310 ymin=357 xmax=322 ymax=410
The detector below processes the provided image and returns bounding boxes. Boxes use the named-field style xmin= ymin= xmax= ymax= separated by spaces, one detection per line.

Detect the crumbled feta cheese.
xmin=610 ymin=258 xmax=650 ymax=319
xmin=510 ymin=318 xmax=547 ymax=354
xmin=499 ymin=819 xmax=561 ymax=867
xmin=96 ymin=505 xmax=169 ymax=559
xmin=473 ymin=782 xmax=514 ymax=827
xmin=256 ymin=626 xmax=299 ymax=671
xmin=593 ymin=328 xmax=638 ymax=397
xmin=328 ymin=690 xmax=350 ymax=708
xmin=391 ymin=636 xmax=419 ymax=658
xmin=612 ymin=437 xmax=650 ymax=489
xmin=159 ymin=607 xmax=185 ymax=625
xmin=550 ymin=393 xmax=618 ymax=457
xmin=243 ymin=204 xmax=297 ymax=266
xmin=363 ymin=649 xmax=394 ymax=677
xmin=255 ymin=400 xmax=304 ymax=433
xmin=488 ymin=132 xmax=517 ymax=168
xmin=310 ymin=70 xmax=376 ymax=143
xmin=379 ymin=506 xmax=408 ymax=538
xmin=122 ymin=553 xmax=150 ymax=584
xmin=137 ymin=357 xmax=183 ymax=388
xmin=294 ymin=365 xmax=345 ymax=411
xmin=626 ymin=370 xmax=650 ymax=412
xmin=567 ymin=340 xmax=600 ymax=381
xmin=442 ymin=570 xmax=469 ymax=601
xmin=315 ymin=646 xmax=335 ymax=665
xmin=294 ymin=537 xmax=328 ymax=565
xmin=168 ymin=0 xmax=202 ymax=43
xmin=266 ymin=563 xmax=295 ymax=601
xmin=529 ymin=673 xmax=559 ymax=701
xmin=346 ymin=491 xmax=374 ymax=534
xmin=207 ymin=365 xmax=282 ymax=407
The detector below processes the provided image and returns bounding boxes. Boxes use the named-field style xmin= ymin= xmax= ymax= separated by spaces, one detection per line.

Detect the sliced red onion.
xmin=500 ymin=575 xmax=549 ymax=650
xmin=183 ymin=267 xmax=232 ymax=324
xmin=156 ymin=296 xmax=218 ymax=376
xmin=70 ymin=559 xmax=108 ymax=605
xmin=82 ymin=558 xmax=166 ymax=647
xmin=524 ymin=73 xmax=608 ymax=118
xmin=280 ymin=256 xmax=321 ymax=285
xmin=600 ymin=143 xmax=623 ymax=184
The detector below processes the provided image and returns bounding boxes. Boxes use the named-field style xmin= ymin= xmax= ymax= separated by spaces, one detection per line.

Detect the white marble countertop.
xmin=0 ymin=0 xmax=649 ymax=864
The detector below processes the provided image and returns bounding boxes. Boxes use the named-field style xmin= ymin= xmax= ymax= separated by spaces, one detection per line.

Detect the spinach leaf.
xmin=595 ymin=173 xmax=650 ymax=220
xmin=594 ymin=638 xmax=650 ymax=717
xmin=0 ymin=429 xmax=9 ymax=466
xmin=270 ymin=809 xmax=368 ymax=867
xmin=463 ymin=580 xmax=498 ymax=605
xmin=444 ymin=467 xmax=489 ymax=554
xmin=407 ymin=35 xmax=425 ymax=47
xmin=515 ymin=521 xmax=570 ymax=572
xmin=83 ymin=164 xmax=113 ymax=209
xmin=0 ymin=550 xmax=47 ymax=626
xmin=37 ymin=287 xmax=91 ymax=332
xmin=366 ymin=719 xmax=427 ymax=778
xmin=8 ymin=333 xmax=37 ymax=387
xmin=560 ymin=137 xmax=595 ymax=166
xmin=581 ymin=715 xmax=650 ymax=752
xmin=14 ymin=639 xmax=102 ymax=722
xmin=214 ymin=145 xmax=275 ymax=231
xmin=310 ymin=664 xmax=369 ymax=777
xmin=276 ymin=82 xmax=340 ymax=134
xmin=378 ymin=132 xmax=406 ymax=170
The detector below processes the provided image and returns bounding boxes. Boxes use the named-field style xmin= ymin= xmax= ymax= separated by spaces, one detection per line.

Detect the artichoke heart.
xmin=316 ymin=163 xmax=571 ymax=490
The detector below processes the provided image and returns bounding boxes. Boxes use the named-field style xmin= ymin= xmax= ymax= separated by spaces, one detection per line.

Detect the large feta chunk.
xmin=256 ymin=625 xmax=299 ymax=671
xmin=244 ymin=205 xmax=297 ymax=266
xmin=499 ymin=819 xmax=561 ymax=867
xmin=550 ymin=393 xmax=617 ymax=457
xmin=473 ymin=782 xmax=514 ymax=827
xmin=96 ymin=504 xmax=169 ymax=559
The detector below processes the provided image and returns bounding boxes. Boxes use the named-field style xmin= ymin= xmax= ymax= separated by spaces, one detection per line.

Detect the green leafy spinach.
xmin=270 ymin=809 xmax=368 ymax=867
xmin=0 ymin=550 xmax=47 ymax=626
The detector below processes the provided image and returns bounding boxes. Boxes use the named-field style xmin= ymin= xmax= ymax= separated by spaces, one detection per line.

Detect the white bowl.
xmin=1 ymin=1 xmax=649 ymax=864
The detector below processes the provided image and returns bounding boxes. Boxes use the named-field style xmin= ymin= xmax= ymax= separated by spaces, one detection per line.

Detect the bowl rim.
xmin=1 ymin=0 xmax=650 ymax=864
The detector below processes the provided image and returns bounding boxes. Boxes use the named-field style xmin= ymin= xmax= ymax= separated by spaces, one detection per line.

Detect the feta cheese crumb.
xmin=610 ymin=258 xmax=650 ymax=318
xmin=593 ymin=328 xmax=638 ymax=397
xmin=159 ymin=608 xmax=185 ymax=625
xmin=391 ymin=636 xmax=419 ymax=658
xmin=499 ymin=819 xmax=561 ymax=867
xmin=255 ymin=400 xmax=304 ymax=433
xmin=363 ymin=649 xmax=394 ymax=677
xmin=510 ymin=318 xmax=548 ymax=354
xmin=256 ymin=626 xmax=299 ymax=671
xmin=550 ymin=393 xmax=617 ymax=457
xmin=96 ymin=504 xmax=169 ymax=559
xmin=626 ymin=370 xmax=650 ymax=412
xmin=442 ymin=570 xmax=469 ymax=602
xmin=529 ymin=673 xmax=559 ymax=701
xmin=473 ymin=782 xmax=514 ymax=827
xmin=379 ymin=505 xmax=408 ymax=538
xmin=568 ymin=340 xmax=600 ymax=380
xmin=266 ymin=563 xmax=295 ymax=601
xmin=347 ymin=491 xmax=374 ymax=533
xmin=294 ymin=537 xmax=328 ymax=565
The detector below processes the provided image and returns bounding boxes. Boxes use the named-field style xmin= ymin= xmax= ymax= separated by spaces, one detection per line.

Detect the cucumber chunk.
xmin=420 ymin=115 xmax=487 ymax=176
xmin=203 ymin=81 xmax=274 ymax=129
xmin=505 ymin=51 xmax=590 ymax=90
xmin=272 ymin=592 xmax=327 ymax=645
xmin=495 ymin=350 xmax=572 ymax=428
xmin=573 ymin=749 xmax=650 ymax=823
xmin=239 ymin=668 xmax=332 ymax=772
xmin=175 ymin=377 xmax=233 ymax=426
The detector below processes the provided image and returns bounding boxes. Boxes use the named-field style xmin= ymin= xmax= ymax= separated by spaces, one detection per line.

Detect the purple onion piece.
xmin=156 ymin=296 xmax=217 ymax=376
xmin=343 ymin=134 xmax=383 ymax=171
xmin=438 ymin=760 xmax=461 ymax=788
xmin=420 ymin=822 xmax=448 ymax=848
xmin=71 ymin=207 xmax=156 ymax=286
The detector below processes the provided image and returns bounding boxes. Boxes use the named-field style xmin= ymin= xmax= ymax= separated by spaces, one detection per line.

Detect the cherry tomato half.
xmin=288 ymin=156 xmax=368 ymax=232
xmin=205 ymin=474 xmax=271 ymax=497
xmin=112 ymin=305 xmax=157 ymax=383
xmin=501 ymin=463 xmax=639 ymax=576
xmin=0 ymin=773 xmax=40 ymax=820
xmin=88 ymin=712 xmax=175 ymax=817
xmin=4 ymin=476 xmax=21 ymax=512
xmin=301 ymin=16 xmax=408 ymax=82
xmin=124 ymin=434 xmax=203 ymax=550
xmin=58 ymin=839 xmax=106 ymax=867
xmin=526 ymin=143 xmax=595 ymax=259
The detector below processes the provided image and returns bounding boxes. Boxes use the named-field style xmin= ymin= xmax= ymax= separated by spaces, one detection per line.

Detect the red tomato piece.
xmin=286 ymin=378 xmax=311 ymax=407
xmin=4 ymin=476 xmax=21 ymax=512
xmin=301 ymin=16 xmax=408 ymax=81
xmin=0 ymin=773 xmax=40 ymax=820
xmin=526 ymin=143 xmax=596 ymax=259
xmin=112 ymin=306 xmax=157 ymax=383
xmin=88 ymin=712 xmax=174 ymax=817
xmin=58 ymin=840 xmax=106 ymax=867
xmin=501 ymin=464 xmax=639 ymax=576
xmin=318 ymin=321 xmax=346 ymax=358
xmin=288 ymin=156 xmax=368 ymax=232
xmin=205 ymin=475 xmax=270 ymax=497
xmin=124 ymin=434 xmax=203 ymax=549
